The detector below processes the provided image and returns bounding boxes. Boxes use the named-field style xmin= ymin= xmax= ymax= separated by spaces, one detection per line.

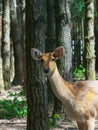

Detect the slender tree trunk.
xmin=17 ymin=0 xmax=26 ymax=88
xmin=81 ymin=21 xmax=84 ymax=66
xmin=84 ymin=0 xmax=95 ymax=80
xmin=10 ymin=41 xmax=14 ymax=82
xmin=95 ymin=0 xmax=98 ymax=71
xmin=77 ymin=22 xmax=82 ymax=67
xmin=21 ymin=0 xmax=26 ymax=90
xmin=26 ymin=0 xmax=49 ymax=130
xmin=10 ymin=0 xmax=23 ymax=85
xmin=1 ymin=0 xmax=10 ymax=90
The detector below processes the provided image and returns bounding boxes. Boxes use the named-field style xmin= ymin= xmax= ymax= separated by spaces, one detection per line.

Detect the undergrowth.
xmin=73 ymin=64 xmax=85 ymax=79
xmin=49 ymin=114 xmax=61 ymax=128
xmin=0 ymin=91 xmax=27 ymax=119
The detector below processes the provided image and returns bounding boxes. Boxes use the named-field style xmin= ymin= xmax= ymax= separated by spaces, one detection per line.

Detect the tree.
xmin=84 ymin=0 xmax=95 ymax=80
xmin=70 ymin=0 xmax=85 ymax=22
xmin=1 ymin=0 xmax=10 ymax=90
xmin=46 ymin=0 xmax=56 ymax=51
xmin=26 ymin=0 xmax=49 ymax=129
xmin=54 ymin=0 xmax=72 ymax=116
xmin=70 ymin=0 xmax=85 ymax=69
xmin=10 ymin=0 xmax=23 ymax=85
xmin=21 ymin=0 xmax=26 ymax=89
xmin=55 ymin=0 xmax=72 ymax=84
xmin=95 ymin=0 xmax=98 ymax=71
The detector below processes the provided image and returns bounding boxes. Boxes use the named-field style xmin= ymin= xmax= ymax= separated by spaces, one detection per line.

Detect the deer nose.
xmin=44 ymin=68 xmax=50 ymax=74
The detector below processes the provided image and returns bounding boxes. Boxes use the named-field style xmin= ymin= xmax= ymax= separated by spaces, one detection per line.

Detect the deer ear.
xmin=31 ymin=48 xmax=42 ymax=60
xmin=53 ymin=46 xmax=64 ymax=59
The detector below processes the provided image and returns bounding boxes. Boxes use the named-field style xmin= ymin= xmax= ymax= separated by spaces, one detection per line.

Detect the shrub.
xmin=0 ymin=91 xmax=27 ymax=119
xmin=49 ymin=114 xmax=61 ymax=128
xmin=73 ymin=64 xmax=85 ymax=79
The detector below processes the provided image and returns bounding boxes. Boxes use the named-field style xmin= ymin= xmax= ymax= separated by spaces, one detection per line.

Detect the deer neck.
xmin=47 ymin=66 xmax=74 ymax=103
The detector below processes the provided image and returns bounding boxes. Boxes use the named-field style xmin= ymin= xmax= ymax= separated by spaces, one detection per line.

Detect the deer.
xmin=31 ymin=46 xmax=98 ymax=130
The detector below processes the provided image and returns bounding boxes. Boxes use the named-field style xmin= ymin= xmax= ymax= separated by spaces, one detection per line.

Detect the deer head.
xmin=31 ymin=46 xmax=64 ymax=75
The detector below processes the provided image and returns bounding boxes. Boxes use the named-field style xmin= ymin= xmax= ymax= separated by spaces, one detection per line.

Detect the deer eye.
xmin=52 ymin=58 xmax=55 ymax=61
xmin=41 ymin=59 xmax=44 ymax=62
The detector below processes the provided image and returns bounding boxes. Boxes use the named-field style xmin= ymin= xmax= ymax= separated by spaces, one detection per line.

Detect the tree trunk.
xmin=55 ymin=0 xmax=72 ymax=81
xmin=10 ymin=0 xmax=23 ymax=85
xmin=26 ymin=0 xmax=49 ymax=130
xmin=10 ymin=41 xmax=14 ymax=82
xmin=84 ymin=0 xmax=95 ymax=80
xmin=1 ymin=0 xmax=10 ymax=90
xmin=55 ymin=0 xmax=72 ymax=117
xmin=46 ymin=0 xmax=56 ymax=51
xmin=95 ymin=0 xmax=98 ymax=72
xmin=21 ymin=0 xmax=26 ymax=90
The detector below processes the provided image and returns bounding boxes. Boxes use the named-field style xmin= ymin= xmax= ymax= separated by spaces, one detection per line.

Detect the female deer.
xmin=31 ymin=46 xmax=98 ymax=130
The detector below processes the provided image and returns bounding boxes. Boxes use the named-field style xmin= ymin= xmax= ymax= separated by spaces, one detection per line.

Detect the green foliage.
xmin=49 ymin=114 xmax=61 ymax=128
xmin=70 ymin=0 xmax=85 ymax=22
xmin=8 ymin=90 xmax=25 ymax=97
xmin=71 ymin=0 xmax=97 ymax=22
xmin=0 ymin=91 xmax=27 ymax=119
xmin=73 ymin=64 xmax=85 ymax=79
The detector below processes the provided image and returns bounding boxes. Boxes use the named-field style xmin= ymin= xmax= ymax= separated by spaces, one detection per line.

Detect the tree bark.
xmin=55 ymin=0 xmax=72 ymax=117
xmin=46 ymin=0 xmax=56 ymax=51
xmin=84 ymin=0 xmax=95 ymax=80
xmin=26 ymin=0 xmax=49 ymax=130
xmin=55 ymin=0 xmax=72 ymax=81
xmin=1 ymin=0 xmax=10 ymax=90
xmin=21 ymin=0 xmax=26 ymax=90
xmin=10 ymin=0 xmax=23 ymax=85
xmin=95 ymin=0 xmax=98 ymax=71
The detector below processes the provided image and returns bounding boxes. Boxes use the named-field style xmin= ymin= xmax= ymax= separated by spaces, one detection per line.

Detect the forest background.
xmin=0 ymin=0 xmax=98 ymax=130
